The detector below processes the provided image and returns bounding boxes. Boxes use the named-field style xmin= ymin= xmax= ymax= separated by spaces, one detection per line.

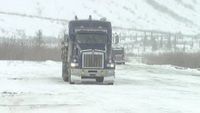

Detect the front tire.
xmin=62 ymin=62 xmax=68 ymax=82
xmin=108 ymin=82 xmax=114 ymax=85
xmin=96 ymin=77 xmax=104 ymax=82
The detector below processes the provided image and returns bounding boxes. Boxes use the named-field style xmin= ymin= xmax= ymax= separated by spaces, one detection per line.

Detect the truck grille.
xmin=82 ymin=52 xmax=104 ymax=68
xmin=115 ymin=55 xmax=123 ymax=60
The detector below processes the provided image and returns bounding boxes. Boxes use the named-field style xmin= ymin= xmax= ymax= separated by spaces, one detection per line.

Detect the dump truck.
xmin=61 ymin=16 xmax=115 ymax=84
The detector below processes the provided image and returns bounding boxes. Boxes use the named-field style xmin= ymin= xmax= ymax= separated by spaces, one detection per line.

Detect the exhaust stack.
xmin=89 ymin=15 xmax=92 ymax=20
xmin=75 ymin=15 xmax=78 ymax=20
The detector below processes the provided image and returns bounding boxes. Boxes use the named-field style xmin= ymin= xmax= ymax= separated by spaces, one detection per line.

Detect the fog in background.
xmin=0 ymin=0 xmax=200 ymax=68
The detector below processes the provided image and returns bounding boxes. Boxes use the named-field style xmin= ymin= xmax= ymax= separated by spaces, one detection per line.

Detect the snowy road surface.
xmin=0 ymin=59 xmax=200 ymax=113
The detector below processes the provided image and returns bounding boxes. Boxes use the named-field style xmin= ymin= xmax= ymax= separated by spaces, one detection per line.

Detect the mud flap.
xmin=70 ymin=75 xmax=81 ymax=84
xmin=103 ymin=76 xmax=115 ymax=84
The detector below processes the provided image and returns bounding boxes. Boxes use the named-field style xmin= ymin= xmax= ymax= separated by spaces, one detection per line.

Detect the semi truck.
xmin=112 ymin=33 xmax=125 ymax=64
xmin=61 ymin=16 xmax=115 ymax=84
xmin=112 ymin=47 xmax=125 ymax=64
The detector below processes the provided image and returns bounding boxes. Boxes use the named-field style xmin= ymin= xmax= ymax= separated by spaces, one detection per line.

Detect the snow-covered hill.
xmin=0 ymin=0 xmax=200 ymax=37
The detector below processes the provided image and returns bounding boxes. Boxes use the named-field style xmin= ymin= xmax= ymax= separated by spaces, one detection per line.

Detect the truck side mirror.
xmin=64 ymin=34 xmax=69 ymax=42
xmin=76 ymin=48 xmax=78 ymax=55
xmin=115 ymin=35 xmax=119 ymax=44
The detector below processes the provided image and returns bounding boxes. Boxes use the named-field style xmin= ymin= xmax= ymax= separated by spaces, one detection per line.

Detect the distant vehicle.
xmin=112 ymin=47 xmax=125 ymax=64
xmin=61 ymin=16 xmax=115 ymax=85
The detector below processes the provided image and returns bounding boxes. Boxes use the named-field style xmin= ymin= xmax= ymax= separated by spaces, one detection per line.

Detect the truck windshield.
xmin=76 ymin=33 xmax=107 ymax=44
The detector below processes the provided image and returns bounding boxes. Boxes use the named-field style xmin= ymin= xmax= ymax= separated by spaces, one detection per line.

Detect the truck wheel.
xmin=96 ymin=77 xmax=104 ymax=82
xmin=62 ymin=62 xmax=68 ymax=82
xmin=108 ymin=82 xmax=114 ymax=85
xmin=62 ymin=73 xmax=68 ymax=82
xmin=70 ymin=81 xmax=75 ymax=84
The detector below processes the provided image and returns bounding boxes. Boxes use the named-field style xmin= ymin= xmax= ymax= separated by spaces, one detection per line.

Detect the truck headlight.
xmin=71 ymin=62 xmax=78 ymax=67
xmin=110 ymin=64 xmax=115 ymax=68
xmin=107 ymin=63 xmax=115 ymax=68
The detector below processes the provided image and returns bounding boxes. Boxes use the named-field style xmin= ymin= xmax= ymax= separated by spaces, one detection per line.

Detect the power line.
xmin=0 ymin=10 xmax=197 ymax=37
xmin=0 ymin=11 xmax=68 ymax=23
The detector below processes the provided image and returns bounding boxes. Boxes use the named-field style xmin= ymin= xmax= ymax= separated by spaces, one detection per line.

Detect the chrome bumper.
xmin=70 ymin=69 xmax=115 ymax=84
xmin=115 ymin=60 xmax=125 ymax=64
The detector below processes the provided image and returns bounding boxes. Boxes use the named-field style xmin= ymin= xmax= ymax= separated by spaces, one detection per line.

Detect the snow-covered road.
xmin=0 ymin=59 xmax=200 ymax=113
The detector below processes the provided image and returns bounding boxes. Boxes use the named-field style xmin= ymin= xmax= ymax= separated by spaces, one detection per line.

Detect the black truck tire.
xmin=108 ymin=82 xmax=114 ymax=85
xmin=62 ymin=62 xmax=68 ymax=82
xmin=96 ymin=77 xmax=104 ymax=82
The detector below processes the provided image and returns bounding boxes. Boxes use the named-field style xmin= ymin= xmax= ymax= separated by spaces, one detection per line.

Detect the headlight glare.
xmin=71 ymin=62 xmax=78 ymax=67
xmin=107 ymin=63 xmax=115 ymax=68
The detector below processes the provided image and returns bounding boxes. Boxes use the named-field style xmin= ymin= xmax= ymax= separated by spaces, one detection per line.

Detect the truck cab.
xmin=62 ymin=16 xmax=115 ymax=84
